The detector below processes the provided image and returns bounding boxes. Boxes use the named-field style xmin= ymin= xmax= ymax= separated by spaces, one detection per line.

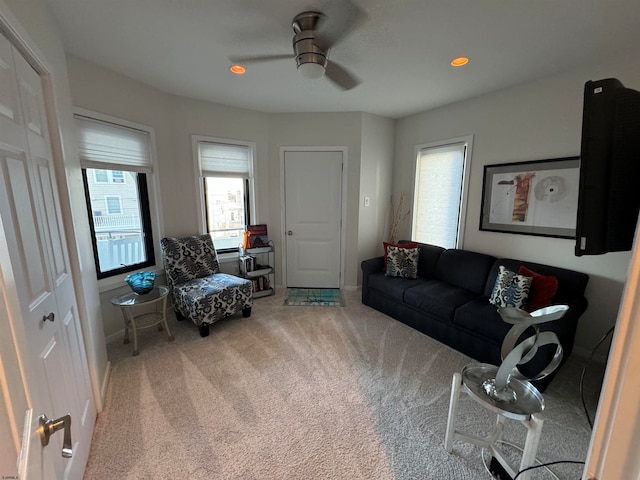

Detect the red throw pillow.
xmin=518 ymin=265 xmax=559 ymax=312
xmin=383 ymin=242 xmax=419 ymax=269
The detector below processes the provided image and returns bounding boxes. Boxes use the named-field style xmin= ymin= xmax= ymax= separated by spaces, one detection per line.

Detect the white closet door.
xmin=0 ymin=32 xmax=95 ymax=479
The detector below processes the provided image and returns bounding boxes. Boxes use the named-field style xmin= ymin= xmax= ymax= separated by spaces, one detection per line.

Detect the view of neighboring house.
xmin=204 ymin=177 xmax=247 ymax=251
xmin=86 ymin=168 xmax=146 ymax=272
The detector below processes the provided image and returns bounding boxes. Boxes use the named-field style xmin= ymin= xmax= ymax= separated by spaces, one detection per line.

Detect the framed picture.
xmin=480 ymin=156 xmax=580 ymax=238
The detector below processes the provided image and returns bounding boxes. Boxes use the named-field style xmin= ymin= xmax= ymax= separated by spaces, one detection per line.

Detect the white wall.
xmin=66 ymin=56 xmax=273 ymax=338
xmin=358 ymin=113 xmax=396 ymax=283
xmin=394 ymin=53 xmax=640 ymax=354
xmin=166 ymin=94 xmax=270 ymax=236
xmin=267 ymin=112 xmax=364 ymax=287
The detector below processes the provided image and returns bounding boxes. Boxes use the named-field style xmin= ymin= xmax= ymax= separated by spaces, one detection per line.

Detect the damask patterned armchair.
xmin=161 ymin=234 xmax=253 ymax=337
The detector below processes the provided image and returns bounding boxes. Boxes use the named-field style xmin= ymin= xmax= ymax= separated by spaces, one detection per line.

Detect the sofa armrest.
xmin=362 ymin=256 xmax=384 ymax=276
xmin=361 ymin=256 xmax=384 ymax=303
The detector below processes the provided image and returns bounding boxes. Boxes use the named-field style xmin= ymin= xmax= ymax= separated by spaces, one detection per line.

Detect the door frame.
xmin=0 ymin=1 xmax=99 ymax=472
xmin=280 ymin=146 xmax=348 ymax=289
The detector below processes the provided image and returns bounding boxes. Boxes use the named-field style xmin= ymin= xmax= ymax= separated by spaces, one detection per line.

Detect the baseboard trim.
xmin=99 ymin=361 xmax=112 ymax=413
xmin=105 ymin=329 xmax=125 ymax=344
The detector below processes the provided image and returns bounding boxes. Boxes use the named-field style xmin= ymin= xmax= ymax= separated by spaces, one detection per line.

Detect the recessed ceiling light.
xmin=450 ymin=57 xmax=469 ymax=67
xmin=229 ymin=65 xmax=246 ymax=75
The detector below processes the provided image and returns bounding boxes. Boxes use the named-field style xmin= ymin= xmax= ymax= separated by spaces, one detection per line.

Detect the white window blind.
xmin=199 ymin=142 xmax=250 ymax=177
xmin=412 ymin=143 xmax=466 ymax=249
xmin=74 ymin=114 xmax=152 ymax=173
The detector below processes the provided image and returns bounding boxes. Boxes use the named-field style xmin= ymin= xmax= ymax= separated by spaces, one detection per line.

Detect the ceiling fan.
xmin=229 ymin=4 xmax=365 ymax=91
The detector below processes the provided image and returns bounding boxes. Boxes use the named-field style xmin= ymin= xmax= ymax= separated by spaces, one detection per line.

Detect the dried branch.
xmin=389 ymin=192 xmax=411 ymax=243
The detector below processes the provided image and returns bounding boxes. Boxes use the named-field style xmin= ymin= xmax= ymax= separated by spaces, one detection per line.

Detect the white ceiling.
xmin=44 ymin=0 xmax=640 ymax=119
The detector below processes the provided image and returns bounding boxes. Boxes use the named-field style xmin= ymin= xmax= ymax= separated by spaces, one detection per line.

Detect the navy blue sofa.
xmin=361 ymin=241 xmax=589 ymax=390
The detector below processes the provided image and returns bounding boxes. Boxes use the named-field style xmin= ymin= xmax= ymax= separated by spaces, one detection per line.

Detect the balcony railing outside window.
xmin=92 ymin=214 xmax=141 ymax=232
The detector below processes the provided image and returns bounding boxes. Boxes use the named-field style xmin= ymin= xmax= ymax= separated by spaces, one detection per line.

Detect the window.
xmin=94 ymin=169 xmax=125 ymax=183
xmin=105 ymin=195 xmax=123 ymax=214
xmin=94 ymin=169 xmax=109 ymax=183
xmin=411 ymin=137 xmax=472 ymax=249
xmin=196 ymin=138 xmax=255 ymax=252
xmin=111 ymin=170 xmax=125 ymax=183
xmin=76 ymin=113 xmax=156 ymax=279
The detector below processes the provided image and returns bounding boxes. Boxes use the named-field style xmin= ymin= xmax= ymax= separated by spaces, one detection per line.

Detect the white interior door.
xmin=0 ymin=32 xmax=95 ymax=479
xmin=284 ymin=150 xmax=342 ymax=288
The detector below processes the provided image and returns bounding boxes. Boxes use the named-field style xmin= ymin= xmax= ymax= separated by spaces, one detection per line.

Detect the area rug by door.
xmin=283 ymin=288 xmax=344 ymax=306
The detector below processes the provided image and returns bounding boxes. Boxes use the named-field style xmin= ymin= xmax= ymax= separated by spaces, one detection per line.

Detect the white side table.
xmin=111 ymin=285 xmax=174 ymax=356
xmin=445 ymin=364 xmax=545 ymax=480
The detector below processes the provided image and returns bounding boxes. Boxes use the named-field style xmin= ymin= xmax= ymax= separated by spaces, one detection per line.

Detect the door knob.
xmin=39 ymin=414 xmax=73 ymax=458
xmin=42 ymin=312 xmax=55 ymax=322
xmin=287 ymin=231 xmax=293 ymax=235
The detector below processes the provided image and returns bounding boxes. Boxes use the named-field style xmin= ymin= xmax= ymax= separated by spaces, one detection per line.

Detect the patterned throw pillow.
xmin=385 ymin=246 xmax=419 ymax=278
xmin=383 ymin=241 xmax=419 ymax=269
xmin=489 ymin=265 xmax=533 ymax=309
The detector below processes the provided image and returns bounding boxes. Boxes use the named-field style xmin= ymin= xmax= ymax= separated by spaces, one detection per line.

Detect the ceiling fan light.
xmin=298 ymin=62 xmax=325 ymax=79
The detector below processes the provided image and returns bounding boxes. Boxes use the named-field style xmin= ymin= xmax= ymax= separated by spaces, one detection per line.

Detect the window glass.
xmin=196 ymin=138 xmax=254 ymax=252
xmin=412 ymin=143 xmax=467 ymax=248
xmin=111 ymin=170 xmax=125 ymax=183
xmin=204 ymin=177 xmax=247 ymax=251
xmin=83 ymin=168 xmax=154 ymax=277
xmin=105 ymin=196 xmax=123 ymax=214
xmin=94 ymin=169 xmax=108 ymax=183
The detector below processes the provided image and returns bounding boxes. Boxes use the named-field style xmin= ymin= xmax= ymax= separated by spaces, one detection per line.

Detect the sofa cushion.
xmin=489 ymin=266 xmax=533 ymax=308
xmin=368 ymin=272 xmax=424 ymax=302
xmin=404 ymin=280 xmax=479 ymax=321
xmin=399 ymin=241 xmax=445 ymax=279
xmin=453 ymin=297 xmax=512 ymax=344
xmin=385 ymin=245 xmax=420 ymax=278
xmin=434 ymin=249 xmax=497 ymax=294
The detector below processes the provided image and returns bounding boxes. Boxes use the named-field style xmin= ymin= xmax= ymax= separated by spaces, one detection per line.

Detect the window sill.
xmin=217 ymin=251 xmax=240 ymax=263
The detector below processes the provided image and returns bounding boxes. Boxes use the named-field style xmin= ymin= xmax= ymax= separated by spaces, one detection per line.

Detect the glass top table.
xmin=111 ymin=285 xmax=173 ymax=355
xmin=111 ymin=285 xmax=170 ymax=307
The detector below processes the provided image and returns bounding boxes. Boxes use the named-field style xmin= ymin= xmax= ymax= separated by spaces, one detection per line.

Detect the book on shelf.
xmin=247 ymin=224 xmax=269 ymax=248
xmin=239 ymin=255 xmax=255 ymax=275
xmin=251 ymin=275 xmax=271 ymax=292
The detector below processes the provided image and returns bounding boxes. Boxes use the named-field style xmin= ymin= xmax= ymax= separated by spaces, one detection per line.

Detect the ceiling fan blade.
xmin=325 ymin=61 xmax=360 ymax=91
xmin=228 ymin=53 xmax=293 ymax=64
xmin=315 ymin=0 xmax=367 ymax=51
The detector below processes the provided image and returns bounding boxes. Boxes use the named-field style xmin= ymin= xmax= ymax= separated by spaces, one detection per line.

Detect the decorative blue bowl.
xmin=125 ymin=271 xmax=156 ymax=295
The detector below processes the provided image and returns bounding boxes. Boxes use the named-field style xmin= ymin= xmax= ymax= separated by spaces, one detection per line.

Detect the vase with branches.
xmin=389 ymin=192 xmax=411 ymax=243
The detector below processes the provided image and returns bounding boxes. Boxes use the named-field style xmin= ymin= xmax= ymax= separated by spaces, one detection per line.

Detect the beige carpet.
xmin=84 ymin=289 xmax=599 ymax=479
